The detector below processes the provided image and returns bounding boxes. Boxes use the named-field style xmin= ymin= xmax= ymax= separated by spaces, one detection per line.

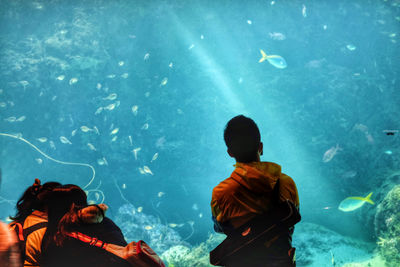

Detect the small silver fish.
xmin=143 ymin=166 xmax=153 ymax=175
xmin=93 ymin=126 xmax=100 ymax=135
xmin=69 ymin=78 xmax=78 ymax=85
xmin=131 ymin=105 xmax=138 ymax=115
xmin=35 ymin=158 xmax=43 ymax=164
xmin=107 ymin=74 xmax=116 ymax=79
xmin=97 ymin=157 xmax=108 ymax=166
xmin=122 ymin=183 xmax=127 ymax=189
xmin=141 ymin=123 xmax=149 ymax=130
xmin=169 ymin=62 xmax=173 ymax=68
xmin=96 ymin=83 xmax=102 ymax=90
xmin=56 ymin=75 xmax=65 ymax=81
xmin=144 ymin=53 xmax=150 ymax=60
xmin=95 ymin=107 xmax=103 ymax=115
xmin=121 ymin=73 xmax=129 ymax=79
xmin=80 ymin=126 xmax=92 ymax=132
xmin=158 ymin=192 xmax=165 ymax=197
xmin=60 ymin=136 xmax=72 ymax=144
xmin=16 ymin=116 xmax=26 ymax=122
xmin=128 ymin=135 xmax=133 ymax=146
xmin=151 ymin=153 xmax=158 ymax=162
xmin=132 ymin=147 xmax=141 ymax=160
xmin=4 ymin=116 xmax=17 ymax=122
xmin=118 ymin=61 xmax=125 ymax=66
xmin=0 ymin=102 xmax=6 ymax=108
xmin=111 ymin=136 xmax=118 ymax=142
xmin=104 ymin=103 xmax=116 ymax=111
xmin=160 ymin=77 xmax=168 ymax=86
xmin=49 ymin=141 xmax=56 ymax=150
xmin=103 ymin=93 xmax=117 ymax=101
xmin=87 ymin=143 xmax=96 ymax=151
xmin=37 ymin=137 xmax=48 ymax=143
xmin=71 ymin=129 xmax=77 ymax=136
xmin=110 ymin=128 xmax=119 ymax=135
xmin=138 ymin=167 xmax=145 ymax=174
xmin=322 ymin=144 xmax=342 ymax=163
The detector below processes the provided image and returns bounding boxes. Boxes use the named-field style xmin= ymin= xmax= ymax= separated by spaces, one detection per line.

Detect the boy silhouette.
xmin=211 ymin=115 xmax=299 ymax=266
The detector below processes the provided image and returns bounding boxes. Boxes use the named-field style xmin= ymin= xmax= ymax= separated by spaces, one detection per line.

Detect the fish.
xmin=143 ymin=166 xmax=153 ymax=175
xmin=188 ymin=44 xmax=195 ymax=50
xmin=118 ymin=61 xmax=124 ymax=66
xmin=247 ymin=20 xmax=252 ymax=25
xmin=128 ymin=136 xmax=133 ymax=146
xmin=323 ymin=25 xmax=327 ymax=30
xmin=104 ymin=103 xmax=116 ymax=111
xmin=169 ymin=223 xmax=178 ymax=228
xmin=169 ymin=62 xmax=173 ymax=68
xmin=131 ymin=105 xmax=138 ymax=115
xmin=110 ymin=128 xmax=119 ymax=135
xmin=322 ymin=144 xmax=342 ymax=163
xmin=93 ymin=126 xmax=100 ymax=135
xmin=97 ymin=157 xmax=108 ymax=166
xmin=103 ymin=93 xmax=117 ymax=101
xmin=199 ymin=213 xmax=203 ymax=218
xmin=121 ymin=73 xmax=129 ymax=79
xmin=122 ymin=184 xmax=126 ymax=189
xmin=56 ymin=75 xmax=65 ymax=81
xmin=138 ymin=167 xmax=145 ymax=174
xmin=144 ymin=225 xmax=153 ymax=230
xmin=269 ymin=32 xmax=286 ymax=40
xmin=141 ymin=123 xmax=149 ymax=130
xmin=132 ymin=147 xmax=141 ymax=160
xmin=96 ymin=83 xmax=102 ymax=90
xmin=16 ymin=116 xmax=26 ymax=122
xmin=346 ymin=44 xmax=356 ymax=51
xmin=384 ymin=150 xmax=393 ymax=155
xmin=69 ymin=78 xmax=78 ymax=85
xmin=111 ymin=136 xmax=118 ymax=142
xmin=157 ymin=192 xmax=165 ymax=197
xmin=200 ymin=35 xmax=204 ymax=39
xmin=80 ymin=126 xmax=92 ymax=132
xmin=60 ymin=136 xmax=72 ymax=144
xmin=4 ymin=116 xmax=17 ymax=122
xmin=37 ymin=137 xmax=48 ymax=143
xmin=302 ymin=4 xmax=307 ymax=17
xmin=338 ymin=192 xmax=374 ymax=212
xmin=160 ymin=77 xmax=168 ymax=86
xmin=94 ymin=107 xmax=103 ymax=115
xmin=20 ymin=80 xmax=29 ymax=88
xmin=137 ymin=207 xmax=143 ymax=213
xmin=87 ymin=143 xmax=96 ymax=151
xmin=151 ymin=153 xmax=158 ymax=162
xmin=35 ymin=158 xmax=43 ymax=164
xmin=0 ymin=102 xmax=6 ymax=108
xmin=49 ymin=141 xmax=56 ymax=150
xmin=258 ymin=49 xmax=287 ymax=69
xmin=107 ymin=74 xmax=116 ymax=79
xmin=71 ymin=129 xmax=77 ymax=136
xmin=144 ymin=53 xmax=150 ymax=60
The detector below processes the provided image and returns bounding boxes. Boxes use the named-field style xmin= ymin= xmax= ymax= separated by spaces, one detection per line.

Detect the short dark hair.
xmin=224 ymin=115 xmax=261 ymax=162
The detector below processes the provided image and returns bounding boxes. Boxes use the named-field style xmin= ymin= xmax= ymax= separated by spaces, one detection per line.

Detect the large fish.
xmin=338 ymin=192 xmax=374 ymax=212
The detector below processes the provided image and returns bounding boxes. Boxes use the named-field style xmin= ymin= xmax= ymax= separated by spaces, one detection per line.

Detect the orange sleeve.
xmin=279 ymin=174 xmax=300 ymax=208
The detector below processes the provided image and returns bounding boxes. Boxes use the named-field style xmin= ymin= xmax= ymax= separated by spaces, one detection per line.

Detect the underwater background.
xmin=0 ymin=0 xmax=399 ymax=266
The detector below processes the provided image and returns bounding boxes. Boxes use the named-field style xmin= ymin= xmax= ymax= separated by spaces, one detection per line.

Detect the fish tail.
xmin=364 ymin=192 xmax=375 ymax=205
xmin=259 ymin=49 xmax=268 ymax=63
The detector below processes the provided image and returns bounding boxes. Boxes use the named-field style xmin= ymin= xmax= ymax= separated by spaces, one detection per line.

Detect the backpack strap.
xmin=66 ymin=232 xmax=107 ymax=249
xmin=23 ymin=222 xmax=47 ymax=240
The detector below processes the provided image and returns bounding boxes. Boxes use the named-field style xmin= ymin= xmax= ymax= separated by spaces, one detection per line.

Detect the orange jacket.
xmin=211 ymin=161 xmax=299 ymax=230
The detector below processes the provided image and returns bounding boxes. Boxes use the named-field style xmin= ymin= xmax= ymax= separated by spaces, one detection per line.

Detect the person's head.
xmin=10 ymin=179 xmax=61 ymax=222
xmin=43 ymin=184 xmax=88 ymax=248
xmin=224 ymin=115 xmax=263 ymax=163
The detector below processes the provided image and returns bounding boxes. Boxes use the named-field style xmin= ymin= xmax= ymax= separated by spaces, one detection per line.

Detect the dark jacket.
xmin=41 ymin=217 xmax=130 ymax=267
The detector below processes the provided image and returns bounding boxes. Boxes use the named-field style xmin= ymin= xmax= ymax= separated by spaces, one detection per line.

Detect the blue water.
xmin=1 ymin=0 xmax=399 ymax=266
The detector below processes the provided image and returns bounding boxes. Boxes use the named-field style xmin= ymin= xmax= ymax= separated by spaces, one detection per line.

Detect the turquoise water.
xmin=1 ymin=0 xmax=399 ymax=266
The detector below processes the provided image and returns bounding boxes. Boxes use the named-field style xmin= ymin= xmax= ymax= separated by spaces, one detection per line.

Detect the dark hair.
xmin=10 ymin=179 xmax=61 ymax=222
xmin=42 ymin=184 xmax=87 ymax=249
xmin=224 ymin=115 xmax=261 ymax=163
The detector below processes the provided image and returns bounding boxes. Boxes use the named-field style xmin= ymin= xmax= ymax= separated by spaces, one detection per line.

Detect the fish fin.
xmin=259 ymin=49 xmax=267 ymax=63
xmin=364 ymin=192 xmax=375 ymax=205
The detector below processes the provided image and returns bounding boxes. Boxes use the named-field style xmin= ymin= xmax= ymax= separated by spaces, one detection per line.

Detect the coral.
xmin=374 ymin=185 xmax=400 ymax=267
xmin=161 ymin=233 xmax=225 ymax=267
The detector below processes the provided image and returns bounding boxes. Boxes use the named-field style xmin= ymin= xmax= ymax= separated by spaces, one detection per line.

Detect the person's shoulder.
xmin=280 ymin=173 xmax=297 ymax=187
xmin=212 ymin=177 xmax=240 ymax=199
xmin=279 ymin=173 xmax=299 ymax=206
